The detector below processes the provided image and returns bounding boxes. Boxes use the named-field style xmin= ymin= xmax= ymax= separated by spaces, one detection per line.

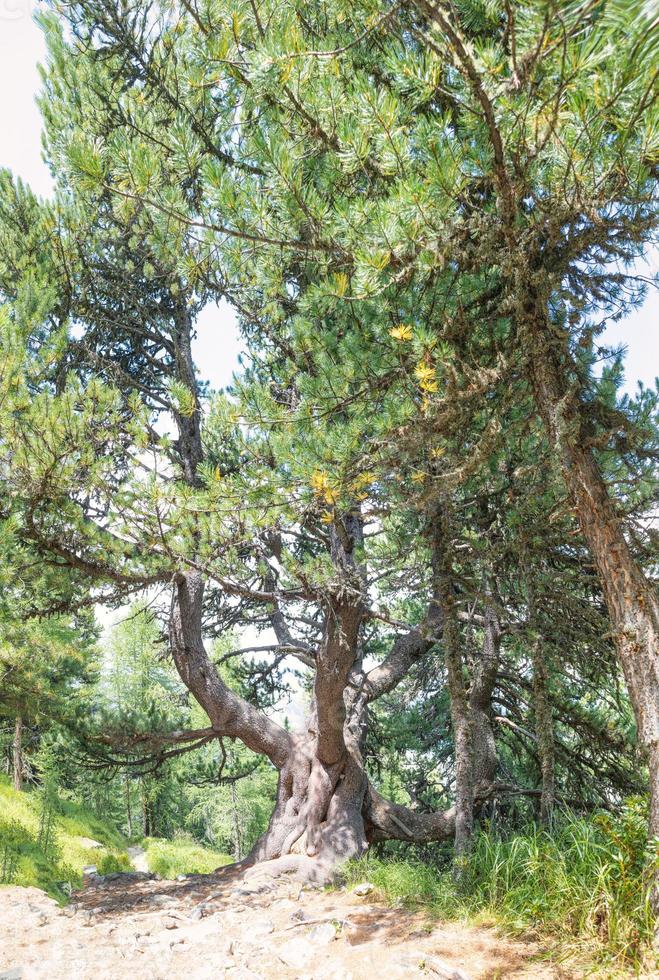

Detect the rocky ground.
xmin=0 ymin=861 xmax=613 ymax=979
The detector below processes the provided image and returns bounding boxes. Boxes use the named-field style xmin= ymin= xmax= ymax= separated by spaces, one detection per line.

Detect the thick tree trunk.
xmin=247 ymin=732 xmax=369 ymax=871
xmin=525 ymin=310 xmax=659 ymax=832
xmin=13 ymin=715 xmax=23 ymax=793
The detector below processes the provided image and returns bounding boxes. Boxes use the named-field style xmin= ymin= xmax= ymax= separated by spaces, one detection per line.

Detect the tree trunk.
xmin=521 ymin=552 xmax=555 ymax=826
xmin=531 ymin=640 xmax=555 ymax=826
xmin=125 ymin=775 xmax=133 ymax=838
xmin=524 ymin=309 xmax=659 ymax=833
xmin=12 ymin=715 xmax=23 ymax=793
xmin=230 ymin=782 xmax=242 ymax=861
xmin=141 ymin=780 xmax=151 ymax=837
xmin=433 ymin=504 xmax=475 ymax=866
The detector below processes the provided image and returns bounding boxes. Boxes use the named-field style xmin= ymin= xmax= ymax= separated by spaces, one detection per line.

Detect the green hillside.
xmin=0 ymin=775 xmax=130 ymax=901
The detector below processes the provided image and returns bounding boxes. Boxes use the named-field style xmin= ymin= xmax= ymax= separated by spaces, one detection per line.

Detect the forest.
xmin=0 ymin=0 xmax=658 ymax=975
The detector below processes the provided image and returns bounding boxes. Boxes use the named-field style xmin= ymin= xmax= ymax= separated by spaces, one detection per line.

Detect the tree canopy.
xmin=0 ymin=0 xmax=657 ymax=898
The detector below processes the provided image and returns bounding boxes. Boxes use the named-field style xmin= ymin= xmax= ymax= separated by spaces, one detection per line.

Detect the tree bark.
xmin=12 ymin=715 xmax=23 ymax=793
xmin=531 ymin=640 xmax=555 ymax=826
xmin=230 ymin=781 xmax=242 ymax=861
xmin=433 ymin=505 xmax=475 ymax=864
xmin=524 ymin=307 xmax=659 ymax=834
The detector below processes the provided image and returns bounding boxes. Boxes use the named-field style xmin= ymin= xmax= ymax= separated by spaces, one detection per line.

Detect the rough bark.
xmin=470 ymin=603 xmax=501 ymax=794
xmin=524 ymin=306 xmax=659 ymax=833
xmin=13 ymin=715 xmax=23 ymax=793
xmin=531 ymin=641 xmax=555 ymax=826
xmin=169 ymin=570 xmax=292 ymax=768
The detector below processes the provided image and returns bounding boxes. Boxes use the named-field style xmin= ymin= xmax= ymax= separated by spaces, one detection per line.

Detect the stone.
xmin=352 ymin=882 xmax=374 ymax=896
xmin=278 ymin=938 xmax=315 ymax=970
xmin=161 ymin=916 xmax=180 ymax=930
xmin=308 ymin=921 xmax=338 ymax=944
xmin=399 ymin=953 xmax=472 ymax=980
xmin=151 ymin=893 xmax=178 ymax=907
xmin=251 ymin=918 xmax=275 ymax=937
xmin=189 ymin=901 xmax=217 ymax=921
xmin=271 ymin=898 xmax=297 ymax=911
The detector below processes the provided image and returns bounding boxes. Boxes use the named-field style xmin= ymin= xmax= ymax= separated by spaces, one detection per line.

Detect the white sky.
xmin=0 ymin=10 xmax=656 ymax=395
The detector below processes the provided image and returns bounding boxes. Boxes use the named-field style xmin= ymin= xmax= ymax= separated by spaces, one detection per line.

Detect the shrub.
xmin=97 ymin=852 xmax=132 ymax=875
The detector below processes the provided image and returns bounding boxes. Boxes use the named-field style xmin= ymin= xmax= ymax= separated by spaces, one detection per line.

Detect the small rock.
xmin=161 ymin=916 xmax=179 ymax=930
xmin=308 ymin=921 xmax=338 ymax=944
xmin=399 ymin=953 xmax=472 ymax=980
xmin=352 ymin=882 xmax=374 ymax=896
xmin=252 ymin=918 xmax=275 ymax=936
xmin=0 ymin=969 xmax=23 ymax=980
xmin=151 ymin=893 xmax=177 ymax=907
xmin=272 ymin=898 xmax=297 ymax=911
xmin=189 ymin=901 xmax=217 ymax=921
xmin=278 ymin=937 xmax=315 ymax=970
xmin=290 ymin=909 xmax=307 ymax=922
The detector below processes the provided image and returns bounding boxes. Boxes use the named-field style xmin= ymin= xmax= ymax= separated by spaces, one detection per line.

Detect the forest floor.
xmin=0 ymin=860 xmax=643 ymax=980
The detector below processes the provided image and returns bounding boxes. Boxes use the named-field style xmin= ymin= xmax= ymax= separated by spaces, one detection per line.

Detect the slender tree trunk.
xmin=433 ymin=505 xmax=474 ymax=864
xmin=230 ymin=782 xmax=241 ymax=861
xmin=531 ymin=640 xmax=555 ymax=826
xmin=522 ymin=553 xmax=555 ymax=826
xmin=125 ymin=775 xmax=133 ymax=838
xmin=12 ymin=715 xmax=23 ymax=793
xmin=141 ymin=779 xmax=151 ymax=837
xmin=524 ymin=308 xmax=659 ymax=834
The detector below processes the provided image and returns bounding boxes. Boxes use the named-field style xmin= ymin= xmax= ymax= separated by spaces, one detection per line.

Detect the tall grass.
xmin=143 ymin=834 xmax=232 ymax=878
xmin=344 ymin=799 xmax=657 ymax=969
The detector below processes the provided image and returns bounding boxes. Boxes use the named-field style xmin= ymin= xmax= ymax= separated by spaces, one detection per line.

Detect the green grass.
xmin=344 ymin=800 xmax=658 ymax=971
xmin=142 ymin=834 xmax=232 ymax=878
xmin=0 ymin=775 xmax=129 ymax=901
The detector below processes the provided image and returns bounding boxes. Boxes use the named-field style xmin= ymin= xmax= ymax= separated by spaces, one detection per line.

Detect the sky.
xmin=0 ymin=9 xmax=656 ymax=395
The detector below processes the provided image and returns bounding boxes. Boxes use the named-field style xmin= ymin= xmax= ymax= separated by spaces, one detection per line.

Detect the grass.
xmin=343 ymin=800 xmax=658 ymax=972
xmin=0 ymin=774 xmax=129 ymax=901
xmin=142 ymin=834 xmax=232 ymax=878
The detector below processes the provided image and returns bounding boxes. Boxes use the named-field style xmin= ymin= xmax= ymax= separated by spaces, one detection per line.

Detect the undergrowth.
xmin=143 ymin=834 xmax=232 ymax=878
xmin=345 ymin=800 xmax=658 ymax=970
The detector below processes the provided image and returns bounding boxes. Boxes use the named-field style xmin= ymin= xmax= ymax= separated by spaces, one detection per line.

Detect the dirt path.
xmin=0 ymin=864 xmax=627 ymax=979
xmin=127 ymin=845 xmax=150 ymax=874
